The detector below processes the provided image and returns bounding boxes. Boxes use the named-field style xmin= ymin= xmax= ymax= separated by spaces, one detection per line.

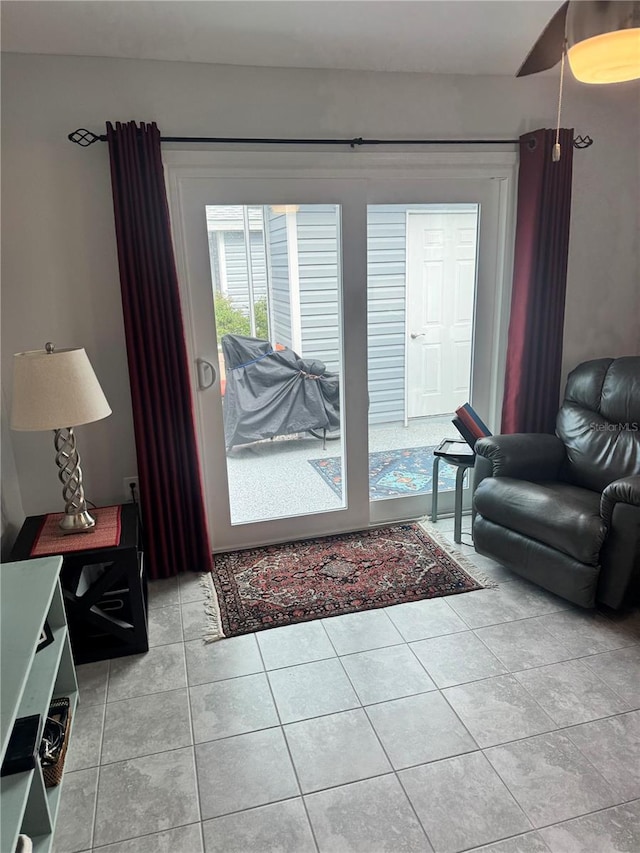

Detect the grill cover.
xmin=221 ymin=334 xmax=340 ymax=449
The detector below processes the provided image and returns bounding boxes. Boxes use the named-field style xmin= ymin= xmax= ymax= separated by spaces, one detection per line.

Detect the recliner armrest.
xmin=474 ymin=434 xmax=566 ymax=481
xmin=600 ymin=476 xmax=640 ymax=526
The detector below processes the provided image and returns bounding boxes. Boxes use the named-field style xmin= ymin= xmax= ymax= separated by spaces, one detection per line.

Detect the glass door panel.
xmin=366 ymin=198 xmax=486 ymax=524
xmin=205 ymin=204 xmax=345 ymax=526
xmin=169 ymin=172 xmax=369 ymax=553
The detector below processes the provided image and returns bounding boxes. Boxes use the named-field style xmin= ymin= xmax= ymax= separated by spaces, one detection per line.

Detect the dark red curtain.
xmin=501 ymin=128 xmax=574 ymax=434
xmin=107 ymin=121 xmax=213 ymax=579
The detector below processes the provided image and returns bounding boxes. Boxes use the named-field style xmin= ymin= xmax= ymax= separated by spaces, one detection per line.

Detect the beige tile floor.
xmin=54 ymin=517 xmax=640 ymax=853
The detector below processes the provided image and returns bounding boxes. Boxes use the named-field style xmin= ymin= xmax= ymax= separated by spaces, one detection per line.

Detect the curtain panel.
xmin=107 ymin=121 xmax=212 ymax=579
xmin=501 ymin=128 xmax=574 ymax=434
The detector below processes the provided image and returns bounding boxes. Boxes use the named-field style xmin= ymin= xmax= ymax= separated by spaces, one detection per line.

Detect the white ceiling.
xmin=0 ymin=1 xmax=562 ymax=76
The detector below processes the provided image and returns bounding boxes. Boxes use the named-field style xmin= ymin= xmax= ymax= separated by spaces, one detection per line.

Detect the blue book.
xmin=452 ymin=416 xmax=479 ymax=450
xmin=455 ymin=403 xmax=492 ymax=441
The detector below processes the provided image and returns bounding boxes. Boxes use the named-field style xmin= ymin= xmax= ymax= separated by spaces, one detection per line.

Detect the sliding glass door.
xmin=167 ymin=154 xmax=514 ymax=550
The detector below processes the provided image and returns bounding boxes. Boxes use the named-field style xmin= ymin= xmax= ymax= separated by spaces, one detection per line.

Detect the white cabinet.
xmin=1 ymin=557 xmax=78 ymax=853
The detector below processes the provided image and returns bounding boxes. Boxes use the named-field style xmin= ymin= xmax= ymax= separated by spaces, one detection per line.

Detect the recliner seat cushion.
xmin=474 ymin=478 xmax=606 ymax=566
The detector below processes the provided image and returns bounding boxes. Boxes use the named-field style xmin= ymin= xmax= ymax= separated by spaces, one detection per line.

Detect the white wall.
xmin=2 ymin=53 xmax=638 ymax=516
xmin=1 ymin=390 xmax=25 ymax=557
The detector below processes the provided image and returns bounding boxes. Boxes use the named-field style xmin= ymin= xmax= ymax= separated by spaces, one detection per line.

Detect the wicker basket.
xmin=42 ymin=698 xmax=72 ymax=788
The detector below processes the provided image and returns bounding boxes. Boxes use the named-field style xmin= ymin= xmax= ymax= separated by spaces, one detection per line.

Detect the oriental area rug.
xmin=201 ymin=522 xmax=487 ymax=641
xmin=309 ymin=446 xmax=457 ymax=500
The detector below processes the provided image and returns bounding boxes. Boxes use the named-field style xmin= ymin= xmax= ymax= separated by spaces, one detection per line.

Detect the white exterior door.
xmin=406 ymin=211 xmax=478 ymax=418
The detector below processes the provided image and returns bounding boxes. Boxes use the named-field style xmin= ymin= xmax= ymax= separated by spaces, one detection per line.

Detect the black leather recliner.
xmin=473 ymin=357 xmax=640 ymax=609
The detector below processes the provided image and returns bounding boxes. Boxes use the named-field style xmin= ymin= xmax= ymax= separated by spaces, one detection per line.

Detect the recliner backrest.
xmin=556 ymin=357 xmax=640 ymax=493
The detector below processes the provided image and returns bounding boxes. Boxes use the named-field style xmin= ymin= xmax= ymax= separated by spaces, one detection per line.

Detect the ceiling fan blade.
xmin=516 ymin=1 xmax=570 ymax=77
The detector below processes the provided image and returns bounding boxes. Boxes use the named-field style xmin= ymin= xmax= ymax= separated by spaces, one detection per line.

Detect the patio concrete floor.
xmin=226 ymin=416 xmax=458 ymax=525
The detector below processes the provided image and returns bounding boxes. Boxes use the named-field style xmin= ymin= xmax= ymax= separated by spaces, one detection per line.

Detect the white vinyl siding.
xmin=367 ymin=206 xmax=407 ymax=424
xmin=265 ymin=209 xmax=292 ymax=349
xmin=221 ymin=230 xmax=267 ymax=315
xmin=297 ymin=206 xmax=340 ymax=372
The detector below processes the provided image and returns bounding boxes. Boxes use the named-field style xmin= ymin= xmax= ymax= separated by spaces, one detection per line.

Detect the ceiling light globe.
xmin=568 ymin=28 xmax=640 ymax=83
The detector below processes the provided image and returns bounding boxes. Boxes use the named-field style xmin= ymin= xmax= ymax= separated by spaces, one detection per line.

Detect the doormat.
xmin=308 ymin=446 xmax=457 ymax=500
xmin=201 ymin=522 xmax=490 ymax=641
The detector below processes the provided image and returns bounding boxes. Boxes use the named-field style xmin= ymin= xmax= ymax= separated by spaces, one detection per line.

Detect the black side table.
xmin=431 ymin=439 xmax=476 ymax=544
xmin=11 ymin=503 xmax=148 ymax=665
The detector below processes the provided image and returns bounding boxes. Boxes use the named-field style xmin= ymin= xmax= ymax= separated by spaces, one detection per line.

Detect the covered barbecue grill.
xmin=221 ymin=334 xmax=340 ymax=450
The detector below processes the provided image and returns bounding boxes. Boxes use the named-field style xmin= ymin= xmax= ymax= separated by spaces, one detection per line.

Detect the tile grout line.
xmin=87 ymin=793 xmax=640 ymax=851
xmin=320 ymin=620 xmax=438 ymax=853
xmin=478 ymin=737 xmax=552 ymax=835
xmin=481 ymin=738 xmax=637 ymax=843
xmin=462 ymin=627 xmax=573 ymax=734
xmin=510 ymin=659 xmax=633 ymax=728
xmin=181 ymin=595 xmax=207 ymax=853
xmin=559 ymin=714 xmax=639 ymax=803
xmin=174 ymin=627 xmax=639 ymax=687
xmin=459 ymin=830 xmax=552 ymax=853
xmin=447 ymin=794 xmax=640 ymax=853
xmin=579 ymin=651 xmax=640 ymax=706
xmin=179 ymin=597 xmax=204 ymax=837
xmin=177 ymin=628 xmax=637 ymax=687
xmin=104 ymin=640 xmax=190 ymax=704
xmin=86 ymin=704 xmax=640 ymax=772
xmin=146 ymin=574 xmax=180 ymax=612
xmin=89 ymin=658 xmax=110 ymax=850
xmin=91 ymin=819 xmax=203 ymax=852
xmin=256 ymin=637 xmax=322 ymax=853
xmin=517 ymin=795 xmax=640 ymax=835
xmin=188 ymin=608 xmax=206 ymax=853
xmin=481 ymin=727 xmax=629 ymax=832
xmin=471 ymin=617 xmax=575 ymax=669
xmin=93 ymin=601 xmax=200 ymax=849
xmin=450 ymin=598 xmax=575 ymax=631
xmin=425 ymin=676 xmax=538 ymax=844
xmin=177 ymin=790 xmax=341 ymax=824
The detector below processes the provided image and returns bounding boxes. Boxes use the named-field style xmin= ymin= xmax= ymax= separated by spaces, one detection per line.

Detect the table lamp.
xmin=11 ymin=343 xmax=112 ymax=533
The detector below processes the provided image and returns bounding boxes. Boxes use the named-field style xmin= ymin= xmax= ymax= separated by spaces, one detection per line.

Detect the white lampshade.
xmin=11 ymin=346 xmax=112 ymax=431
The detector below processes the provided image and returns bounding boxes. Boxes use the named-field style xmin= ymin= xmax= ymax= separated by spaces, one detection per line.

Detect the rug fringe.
xmin=199 ymin=572 xmax=226 ymax=643
xmin=417 ymin=519 xmax=499 ymax=590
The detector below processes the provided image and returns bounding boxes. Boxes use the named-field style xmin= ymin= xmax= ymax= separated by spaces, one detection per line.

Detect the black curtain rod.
xmin=68 ymin=128 xmax=594 ymax=149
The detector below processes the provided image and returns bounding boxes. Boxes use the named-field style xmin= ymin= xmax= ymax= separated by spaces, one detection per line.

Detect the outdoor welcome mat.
xmin=308 ymin=446 xmax=457 ymax=500
xmin=202 ymin=522 xmax=487 ymax=641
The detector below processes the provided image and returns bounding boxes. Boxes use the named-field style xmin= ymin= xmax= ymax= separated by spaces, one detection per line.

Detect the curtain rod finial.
xmin=68 ymin=128 xmax=102 ymax=147
xmin=573 ymin=135 xmax=593 ymax=149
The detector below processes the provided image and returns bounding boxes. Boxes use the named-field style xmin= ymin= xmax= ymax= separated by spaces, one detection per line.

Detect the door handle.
xmin=196 ymin=358 xmax=217 ymax=390
xmin=410 ymin=332 xmax=425 ymax=340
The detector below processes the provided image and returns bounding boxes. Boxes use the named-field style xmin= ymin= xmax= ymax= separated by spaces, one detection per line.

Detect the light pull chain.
xmin=553 ymin=41 xmax=567 ymax=162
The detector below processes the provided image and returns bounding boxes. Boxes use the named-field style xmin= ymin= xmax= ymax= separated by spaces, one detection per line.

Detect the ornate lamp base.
xmin=53 ymin=427 xmax=96 ymax=534
xmin=59 ymin=508 xmax=96 ymax=533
